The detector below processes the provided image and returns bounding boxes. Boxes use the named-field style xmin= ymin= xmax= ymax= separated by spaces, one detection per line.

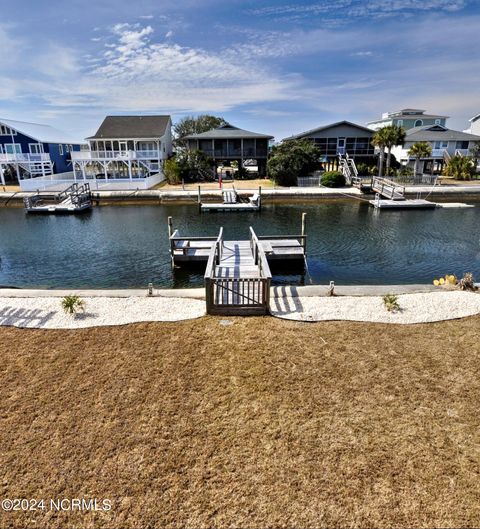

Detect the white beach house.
xmin=390 ymin=124 xmax=480 ymax=174
xmin=71 ymin=115 xmax=172 ymax=190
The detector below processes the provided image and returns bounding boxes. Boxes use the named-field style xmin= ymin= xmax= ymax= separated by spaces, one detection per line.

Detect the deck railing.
xmin=71 ymin=150 xmax=162 ymax=161
xmin=372 ymin=177 xmax=405 ymax=200
xmin=0 ymin=152 xmax=51 ymax=162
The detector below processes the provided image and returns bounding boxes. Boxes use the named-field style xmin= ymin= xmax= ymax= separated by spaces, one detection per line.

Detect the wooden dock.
xmin=168 ymin=215 xmax=306 ymax=315
xmin=199 ymin=186 xmax=261 ymax=212
xmin=370 ymin=198 xmax=437 ymax=209
xmin=370 ymin=177 xmax=436 ymax=209
xmin=24 ymin=183 xmax=92 ymax=214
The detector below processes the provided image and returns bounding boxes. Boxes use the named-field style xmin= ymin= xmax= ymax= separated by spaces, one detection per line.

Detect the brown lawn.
xmin=0 ymin=316 xmax=479 ymax=529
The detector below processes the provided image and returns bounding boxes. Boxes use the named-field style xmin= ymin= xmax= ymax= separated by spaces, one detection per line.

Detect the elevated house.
xmin=286 ymin=121 xmax=375 ymax=170
xmin=183 ymin=124 xmax=273 ymax=177
xmin=367 ymin=109 xmax=448 ymax=131
xmin=71 ymin=115 xmax=172 ymax=188
xmin=0 ymin=118 xmax=83 ymax=186
xmin=390 ymin=124 xmax=480 ymax=174
xmin=464 ymin=113 xmax=480 ymax=135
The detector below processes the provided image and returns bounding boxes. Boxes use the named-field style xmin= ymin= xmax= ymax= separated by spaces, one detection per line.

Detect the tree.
xmin=443 ymin=155 xmax=475 ymax=181
xmin=174 ymin=115 xmax=227 ymax=148
xmin=383 ymin=125 xmax=406 ymax=176
xmin=267 ymin=139 xmax=321 ymax=186
xmin=371 ymin=127 xmax=390 ymax=177
xmin=175 ymin=150 xmax=215 ymax=182
xmin=408 ymin=142 xmax=432 ymax=176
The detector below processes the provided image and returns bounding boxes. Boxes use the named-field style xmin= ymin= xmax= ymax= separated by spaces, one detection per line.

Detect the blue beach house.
xmin=0 ymin=118 xmax=84 ymax=186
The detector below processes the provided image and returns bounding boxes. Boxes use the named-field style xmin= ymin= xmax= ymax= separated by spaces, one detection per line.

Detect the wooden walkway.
xmin=168 ymin=216 xmax=306 ymax=315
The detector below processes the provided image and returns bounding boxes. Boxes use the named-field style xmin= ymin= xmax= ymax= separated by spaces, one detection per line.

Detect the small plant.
xmin=383 ymin=294 xmax=400 ymax=312
xmin=459 ymin=272 xmax=476 ymax=291
xmin=61 ymin=295 xmax=85 ymax=315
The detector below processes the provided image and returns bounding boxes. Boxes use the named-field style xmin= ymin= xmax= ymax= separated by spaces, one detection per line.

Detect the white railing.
xmin=430 ymin=149 xmax=446 ymax=158
xmin=455 ymin=149 xmax=470 ymax=156
xmin=71 ymin=150 xmax=163 ymax=161
xmin=0 ymin=152 xmax=51 ymax=163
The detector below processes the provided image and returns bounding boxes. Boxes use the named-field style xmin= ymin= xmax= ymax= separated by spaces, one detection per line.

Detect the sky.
xmin=0 ymin=0 xmax=479 ymax=141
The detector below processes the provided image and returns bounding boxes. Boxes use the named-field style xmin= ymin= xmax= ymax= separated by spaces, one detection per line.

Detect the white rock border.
xmin=0 ymin=296 xmax=206 ymax=329
xmin=270 ymin=290 xmax=480 ymax=324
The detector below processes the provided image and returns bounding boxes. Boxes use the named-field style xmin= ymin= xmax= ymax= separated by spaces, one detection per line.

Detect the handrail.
xmin=205 ymin=227 xmax=224 ymax=279
xmin=249 ymin=227 xmax=272 ymax=280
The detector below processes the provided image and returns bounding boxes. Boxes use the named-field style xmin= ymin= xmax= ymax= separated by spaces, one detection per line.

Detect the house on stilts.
xmin=0 ymin=118 xmax=83 ymax=187
xmin=71 ymin=115 xmax=173 ymax=189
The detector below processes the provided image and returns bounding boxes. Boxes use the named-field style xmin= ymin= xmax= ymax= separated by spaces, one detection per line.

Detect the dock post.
xmin=167 ymin=216 xmax=173 ymax=238
xmin=301 ymin=212 xmax=307 ymax=256
xmin=168 ymin=216 xmax=174 ymax=269
xmin=198 ymin=185 xmax=201 ymax=211
xmin=259 ymin=185 xmax=262 ymax=211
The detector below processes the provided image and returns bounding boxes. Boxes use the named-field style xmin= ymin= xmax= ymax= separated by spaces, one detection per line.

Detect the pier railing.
xmin=372 ymin=177 xmax=405 ymax=200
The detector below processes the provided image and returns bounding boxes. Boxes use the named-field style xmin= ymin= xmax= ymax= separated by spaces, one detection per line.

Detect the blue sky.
xmin=0 ymin=0 xmax=479 ymax=141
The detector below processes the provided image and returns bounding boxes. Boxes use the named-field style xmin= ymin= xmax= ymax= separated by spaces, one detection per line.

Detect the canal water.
xmin=0 ymin=201 xmax=479 ymax=289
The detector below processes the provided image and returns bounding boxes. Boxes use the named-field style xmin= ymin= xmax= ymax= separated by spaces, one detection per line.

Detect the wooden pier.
xmin=199 ymin=185 xmax=261 ymax=212
xmin=23 ymin=183 xmax=92 ymax=213
xmin=370 ymin=177 xmax=436 ymax=209
xmin=168 ymin=215 xmax=306 ymax=315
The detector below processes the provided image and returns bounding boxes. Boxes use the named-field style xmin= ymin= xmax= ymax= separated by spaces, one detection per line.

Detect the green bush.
xmin=61 ymin=295 xmax=85 ymax=316
xmin=320 ymin=171 xmax=345 ymax=187
xmin=163 ymin=158 xmax=181 ymax=185
xmin=268 ymin=139 xmax=321 ymax=186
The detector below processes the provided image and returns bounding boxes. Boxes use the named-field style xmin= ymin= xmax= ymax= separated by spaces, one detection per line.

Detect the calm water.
xmin=0 ymin=201 xmax=479 ymax=288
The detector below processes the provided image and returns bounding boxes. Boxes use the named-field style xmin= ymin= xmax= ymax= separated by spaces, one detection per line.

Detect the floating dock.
xmin=23 ymin=183 xmax=92 ymax=213
xmin=168 ymin=215 xmax=306 ymax=315
xmin=370 ymin=177 xmax=436 ymax=209
xmin=199 ymin=186 xmax=261 ymax=212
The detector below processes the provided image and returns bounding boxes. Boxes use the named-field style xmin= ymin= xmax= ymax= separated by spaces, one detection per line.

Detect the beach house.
xmin=286 ymin=121 xmax=375 ymax=170
xmin=390 ymin=124 xmax=480 ymax=174
xmin=71 ymin=115 xmax=172 ymax=189
xmin=367 ymin=109 xmax=448 ymax=131
xmin=0 ymin=118 xmax=83 ymax=186
xmin=464 ymin=113 xmax=480 ymax=135
xmin=183 ymin=123 xmax=273 ymax=177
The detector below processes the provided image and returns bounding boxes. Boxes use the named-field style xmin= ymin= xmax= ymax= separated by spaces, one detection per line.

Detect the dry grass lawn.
xmin=1 ymin=316 xmax=479 ymax=529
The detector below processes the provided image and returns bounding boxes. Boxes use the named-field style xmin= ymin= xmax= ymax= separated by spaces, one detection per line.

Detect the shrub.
xmin=383 ymin=294 xmax=400 ymax=312
xmin=61 ymin=295 xmax=85 ymax=315
xmin=320 ymin=171 xmax=345 ymax=188
xmin=163 ymin=158 xmax=181 ymax=185
xmin=443 ymin=155 xmax=475 ymax=181
xmin=459 ymin=272 xmax=476 ymax=291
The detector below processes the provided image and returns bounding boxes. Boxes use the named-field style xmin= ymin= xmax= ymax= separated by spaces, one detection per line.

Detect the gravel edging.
xmin=270 ymin=291 xmax=480 ymax=324
xmin=0 ymin=296 xmax=206 ymax=329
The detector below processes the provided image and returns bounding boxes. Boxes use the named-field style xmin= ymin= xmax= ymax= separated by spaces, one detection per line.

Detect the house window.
xmin=434 ymin=141 xmax=448 ymax=149
xmin=5 ymin=143 xmax=22 ymax=154
xmin=414 ymin=119 xmax=423 ymax=127
xmin=59 ymin=144 xmax=63 ymax=155
xmin=0 ymin=125 xmax=16 ymax=135
xmin=435 ymin=119 xmax=441 ymax=125
xmin=397 ymin=119 xmax=403 ymax=126
xmin=29 ymin=143 xmax=44 ymax=154
xmin=65 ymin=144 xmax=70 ymax=153
xmin=455 ymin=141 xmax=469 ymax=149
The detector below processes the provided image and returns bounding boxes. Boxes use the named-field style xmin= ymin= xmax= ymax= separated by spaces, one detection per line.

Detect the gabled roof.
xmin=0 ymin=117 xmax=84 ymax=144
xmin=286 ymin=120 xmax=374 ymax=141
xmin=183 ymin=124 xmax=273 ymax=140
xmin=405 ymin=124 xmax=480 ymax=142
xmin=87 ymin=115 xmax=171 ymax=140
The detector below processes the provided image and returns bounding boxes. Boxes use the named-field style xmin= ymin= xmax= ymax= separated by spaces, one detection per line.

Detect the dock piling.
xmin=301 ymin=212 xmax=307 ymax=255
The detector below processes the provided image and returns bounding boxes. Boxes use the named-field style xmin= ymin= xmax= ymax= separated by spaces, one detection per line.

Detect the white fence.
xmin=19 ymin=171 xmax=165 ymax=192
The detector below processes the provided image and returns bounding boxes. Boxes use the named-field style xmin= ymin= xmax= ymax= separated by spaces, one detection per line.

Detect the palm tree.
xmin=371 ymin=127 xmax=390 ymax=177
xmin=443 ymin=155 xmax=475 ymax=181
xmin=408 ymin=142 xmax=432 ymax=176
xmin=383 ymin=125 xmax=406 ymax=176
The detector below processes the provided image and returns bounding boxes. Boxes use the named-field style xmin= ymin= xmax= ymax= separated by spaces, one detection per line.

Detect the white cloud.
xmin=165 ymin=30 xmax=173 ymax=38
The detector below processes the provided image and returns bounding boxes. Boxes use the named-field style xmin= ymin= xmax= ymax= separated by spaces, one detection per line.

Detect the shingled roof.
xmin=87 ymin=115 xmax=171 ymax=139
xmin=184 ymin=124 xmax=273 ymax=140
xmin=406 ymin=124 xmax=480 ymax=142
